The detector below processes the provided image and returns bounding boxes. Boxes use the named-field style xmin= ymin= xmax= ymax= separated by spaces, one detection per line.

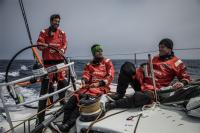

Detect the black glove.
xmin=99 ymin=80 xmax=106 ymax=87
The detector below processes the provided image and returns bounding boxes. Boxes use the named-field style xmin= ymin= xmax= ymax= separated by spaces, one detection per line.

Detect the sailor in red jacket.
xmin=78 ymin=45 xmax=114 ymax=96
xmin=37 ymin=14 xmax=68 ymax=104
xmin=50 ymin=44 xmax=115 ymax=132
xmin=135 ymin=39 xmax=190 ymax=92
xmin=106 ymin=38 xmax=191 ymax=110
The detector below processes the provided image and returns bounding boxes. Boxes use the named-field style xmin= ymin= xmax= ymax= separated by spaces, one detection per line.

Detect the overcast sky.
xmin=0 ymin=0 xmax=200 ymax=59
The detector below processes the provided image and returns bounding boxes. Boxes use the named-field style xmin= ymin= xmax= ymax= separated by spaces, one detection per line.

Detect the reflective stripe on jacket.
xmin=135 ymin=55 xmax=191 ymax=91
xmin=79 ymin=58 xmax=115 ymax=96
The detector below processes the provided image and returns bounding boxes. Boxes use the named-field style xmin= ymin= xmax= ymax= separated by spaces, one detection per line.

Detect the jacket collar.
xmin=159 ymin=51 xmax=174 ymax=61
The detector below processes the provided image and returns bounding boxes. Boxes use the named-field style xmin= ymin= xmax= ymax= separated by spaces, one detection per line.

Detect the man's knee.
xmin=133 ymin=92 xmax=151 ymax=107
xmin=63 ymin=95 xmax=78 ymax=109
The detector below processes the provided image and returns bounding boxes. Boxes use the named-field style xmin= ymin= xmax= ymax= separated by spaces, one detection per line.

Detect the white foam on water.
xmin=0 ymin=73 xmax=5 ymax=80
xmin=20 ymin=65 xmax=28 ymax=71
xmin=0 ymin=72 xmax=19 ymax=77
xmin=0 ymin=86 xmax=39 ymax=109
xmin=17 ymin=86 xmax=39 ymax=107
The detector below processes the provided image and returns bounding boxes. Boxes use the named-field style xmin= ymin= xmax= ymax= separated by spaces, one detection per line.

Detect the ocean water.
xmin=0 ymin=59 xmax=200 ymax=107
xmin=0 ymin=59 xmax=200 ymax=83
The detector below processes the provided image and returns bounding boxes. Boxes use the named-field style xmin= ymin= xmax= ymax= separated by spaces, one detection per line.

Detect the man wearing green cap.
xmin=50 ymin=44 xmax=115 ymax=132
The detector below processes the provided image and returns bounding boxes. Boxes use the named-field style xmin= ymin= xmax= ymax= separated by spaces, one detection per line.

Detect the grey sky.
xmin=0 ymin=0 xmax=200 ymax=59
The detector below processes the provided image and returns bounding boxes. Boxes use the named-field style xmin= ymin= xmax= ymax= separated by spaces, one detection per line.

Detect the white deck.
xmin=76 ymin=84 xmax=200 ymax=133
xmin=76 ymin=106 xmax=200 ymax=133
xmin=1 ymin=84 xmax=200 ymax=133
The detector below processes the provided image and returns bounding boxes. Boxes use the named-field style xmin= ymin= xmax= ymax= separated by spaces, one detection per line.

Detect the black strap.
xmin=43 ymin=60 xmax=64 ymax=65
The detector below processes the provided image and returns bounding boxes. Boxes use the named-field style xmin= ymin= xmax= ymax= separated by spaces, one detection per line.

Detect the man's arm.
xmin=81 ymin=64 xmax=91 ymax=87
xmin=37 ymin=30 xmax=47 ymax=51
xmin=89 ymin=59 xmax=115 ymax=88
xmin=60 ymin=32 xmax=67 ymax=54
xmin=103 ymin=59 xmax=115 ymax=86
xmin=173 ymin=60 xmax=191 ymax=89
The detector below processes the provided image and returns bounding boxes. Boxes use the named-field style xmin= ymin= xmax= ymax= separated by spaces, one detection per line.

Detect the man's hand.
xmin=60 ymin=49 xmax=65 ymax=54
xmin=49 ymin=49 xmax=56 ymax=53
xmin=37 ymin=42 xmax=48 ymax=50
xmin=49 ymin=43 xmax=58 ymax=47
xmin=90 ymin=82 xmax=100 ymax=88
xmin=81 ymin=79 xmax=86 ymax=88
xmin=172 ymin=81 xmax=184 ymax=89
xmin=81 ymin=79 xmax=90 ymax=88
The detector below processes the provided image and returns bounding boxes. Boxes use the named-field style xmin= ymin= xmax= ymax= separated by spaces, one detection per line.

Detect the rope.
xmin=85 ymin=109 xmax=128 ymax=132
xmin=148 ymin=54 xmax=158 ymax=103
xmin=133 ymin=113 xmax=142 ymax=133
xmin=142 ymin=102 xmax=159 ymax=111
xmin=86 ymin=105 xmax=103 ymax=133
xmin=79 ymin=101 xmax=101 ymax=114
xmin=18 ymin=0 xmax=33 ymax=45
xmin=18 ymin=0 xmax=43 ymax=65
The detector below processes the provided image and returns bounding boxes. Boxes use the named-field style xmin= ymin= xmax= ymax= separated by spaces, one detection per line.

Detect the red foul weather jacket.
xmin=77 ymin=58 xmax=115 ymax=96
xmin=135 ymin=55 xmax=191 ymax=91
xmin=37 ymin=28 xmax=67 ymax=61
xmin=37 ymin=28 xmax=67 ymax=81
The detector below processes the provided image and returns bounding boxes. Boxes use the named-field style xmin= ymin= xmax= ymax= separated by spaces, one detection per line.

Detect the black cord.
xmin=18 ymin=0 xmax=33 ymax=45
xmin=133 ymin=113 xmax=142 ymax=133
xmin=5 ymin=45 xmax=70 ymax=105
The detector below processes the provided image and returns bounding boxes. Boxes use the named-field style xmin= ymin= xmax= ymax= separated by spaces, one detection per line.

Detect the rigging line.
xmin=18 ymin=0 xmax=33 ymax=45
xmin=18 ymin=0 xmax=43 ymax=65
xmin=174 ymin=48 xmax=200 ymax=51
xmin=69 ymin=47 xmax=200 ymax=59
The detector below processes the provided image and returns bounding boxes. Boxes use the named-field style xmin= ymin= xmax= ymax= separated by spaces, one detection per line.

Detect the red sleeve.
xmin=61 ymin=32 xmax=67 ymax=53
xmin=104 ymin=59 xmax=115 ymax=85
xmin=82 ymin=64 xmax=91 ymax=82
xmin=37 ymin=31 xmax=46 ymax=51
xmin=174 ymin=60 xmax=191 ymax=84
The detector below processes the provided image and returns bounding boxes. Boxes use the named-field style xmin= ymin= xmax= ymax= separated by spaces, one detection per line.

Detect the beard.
xmin=48 ymin=24 xmax=59 ymax=36
xmin=92 ymin=56 xmax=103 ymax=65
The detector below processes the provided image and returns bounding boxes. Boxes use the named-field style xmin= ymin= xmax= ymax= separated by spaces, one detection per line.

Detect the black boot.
xmin=105 ymin=102 xmax=117 ymax=111
xmin=50 ymin=122 xmax=70 ymax=133
xmin=63 ymin=96 xmax=78 ymax=122
xmin=50 ymin=107 xmax=80 ymax=133
xmin=65 ymin=107 xmax=80 ymax=127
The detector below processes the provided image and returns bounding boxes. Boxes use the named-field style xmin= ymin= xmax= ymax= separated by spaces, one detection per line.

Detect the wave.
xmin=0 ymin=74 xmax=5 ymax=80
xmin=0 ymin=71 xmax=20 ymax=79
xmin=0 ymin=86 xmax=39 ymax=109
xmin=20 ymin=65 xmax=28 ymax=71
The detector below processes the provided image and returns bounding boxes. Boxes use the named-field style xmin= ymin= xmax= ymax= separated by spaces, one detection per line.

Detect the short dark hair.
xmin=159 ymin=38 xmax=173 ymax=49
xmin=50 ymin=14 xmax=60 ymax=21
